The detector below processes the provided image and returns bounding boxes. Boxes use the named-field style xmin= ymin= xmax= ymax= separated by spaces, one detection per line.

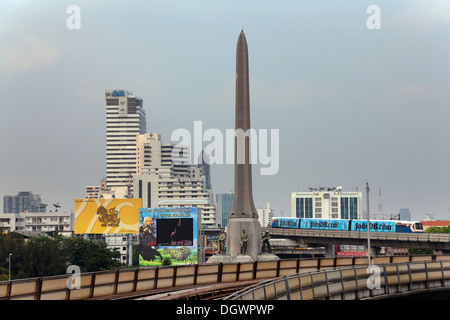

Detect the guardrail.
xmin=1 ymin=254 xmax=449 ymax=300
xmin=224 ymin=259 xmax=450 ymax=300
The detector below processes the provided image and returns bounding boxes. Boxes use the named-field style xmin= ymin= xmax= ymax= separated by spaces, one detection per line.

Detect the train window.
xmin=415 ymin=223 xmax=423 ymax=231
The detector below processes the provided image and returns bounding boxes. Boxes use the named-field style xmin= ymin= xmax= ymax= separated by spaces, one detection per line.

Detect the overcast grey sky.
xmin=1 ymin=1 xmax=449 ymax=220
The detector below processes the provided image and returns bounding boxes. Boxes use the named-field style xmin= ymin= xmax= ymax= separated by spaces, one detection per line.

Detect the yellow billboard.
xmin=74 ymin=199 xmax=141 ymax=234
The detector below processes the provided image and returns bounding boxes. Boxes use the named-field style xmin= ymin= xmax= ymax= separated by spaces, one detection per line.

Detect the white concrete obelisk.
xmin=226 ymin=30 xmax=262 ymax=261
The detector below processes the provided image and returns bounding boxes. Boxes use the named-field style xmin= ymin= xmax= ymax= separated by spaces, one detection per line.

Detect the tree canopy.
xmin=424 ymin=226 xmax=450 ymax=234
xmin=0 ymin=233 xmax=120 ymax=280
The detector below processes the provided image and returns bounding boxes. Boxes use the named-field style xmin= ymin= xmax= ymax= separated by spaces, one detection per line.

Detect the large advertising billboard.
xmin=139 ymin=207 xmax=198 ymax=266
xmin=74 ymin=199 xmax=141 ymax=234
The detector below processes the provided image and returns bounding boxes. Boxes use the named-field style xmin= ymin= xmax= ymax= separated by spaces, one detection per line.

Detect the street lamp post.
xmin=366 ymin=181 xmax=371 ymax=265
xmin=8 ymin=253 xmax=12 ymax=281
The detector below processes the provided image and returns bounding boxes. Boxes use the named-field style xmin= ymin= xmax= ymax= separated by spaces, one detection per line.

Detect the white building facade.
xmin=257 ymin=202 xmax=273 ymax=228
xmin=291 ymin=189 xmax=362 ymax=220
xmin=105 ymin=89 xmax=146 ymax=196
xmin=0 ymin=211 xmax=73 ymax=234
xmin=133 ymin=133 xmax=216 ymax=227
xmin=133 ymin=166 xmax=216 ymax=227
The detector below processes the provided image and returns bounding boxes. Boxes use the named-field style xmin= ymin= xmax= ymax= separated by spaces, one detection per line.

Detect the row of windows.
xmin=106 ymin=120 xmax=142 ymax=124
xmin=106 ymin=110 xmax=145 ymax=115
xmin=296 ymin=198 xmax=313 ymax=218
xmin=106 ymin=115 xmax=145 ymax=120
xmin=105 ymin=98 xmax=142 ymax=106
xmin=315 ymin=201 xmax=340 ymax=207
xmin=341 ymin=197 xmax=358 ymax=219
xmin=107 ymin=153 xmax=137 ymax=157
xmin=106 ymin=171 xmax=136 ymax=174
xmin=107 ymin=147 xmax=137 ymax=151
xmin=107 ymin=128 xmax=146 ymax=132
xmin=106 ymin=161 xmax=137 ymax=164
xmin=295 ymin=197 xmax=359 ymax=219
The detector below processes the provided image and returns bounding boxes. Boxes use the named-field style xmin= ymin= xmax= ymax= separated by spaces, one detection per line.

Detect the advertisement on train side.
xmin=351 ymin=220 xmax=396 ymax=232
xmin=271 ymin=217 xmax=300 ymax=229
xmin=139 ymin=207 xmax=198 ymax=266
xmin=74 ymin=198 xmax=141 ymax=234
xmin=300 ymin=218 xmax=350 ymax=231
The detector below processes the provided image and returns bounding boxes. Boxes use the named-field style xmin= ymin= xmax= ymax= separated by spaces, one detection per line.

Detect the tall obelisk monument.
xmin=226 ymin=30 xmax=261 ymax=261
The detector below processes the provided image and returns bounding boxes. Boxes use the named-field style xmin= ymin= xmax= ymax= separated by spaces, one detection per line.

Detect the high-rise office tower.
xmin=133 ymin=133 xmax=216 ymax=227
xmin=216 ymin=192 xmax=234 ymax=228
xmin=3 ymin=191 xmax=45 ymax=213
xmin=105 ymin=89 xmax=146 ymax=196
xmin=136 ymin=133 xmax=189 ymax=175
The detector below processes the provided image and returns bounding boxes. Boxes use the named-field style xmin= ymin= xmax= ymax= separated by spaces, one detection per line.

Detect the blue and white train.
xmin=271 ymin=217 xmax=424 ymax=233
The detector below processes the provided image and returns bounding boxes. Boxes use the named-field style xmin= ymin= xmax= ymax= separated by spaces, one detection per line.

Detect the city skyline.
xmin=0 ymin=1 xmax=449 ymax=220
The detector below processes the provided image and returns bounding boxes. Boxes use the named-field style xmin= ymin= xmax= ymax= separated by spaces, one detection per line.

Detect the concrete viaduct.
xmin=266 ymin=227 xmax=450 ymax=255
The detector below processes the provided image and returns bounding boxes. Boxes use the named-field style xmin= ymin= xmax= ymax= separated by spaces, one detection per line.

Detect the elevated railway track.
xmin=266 ymin=227 xmax=450 ymax=251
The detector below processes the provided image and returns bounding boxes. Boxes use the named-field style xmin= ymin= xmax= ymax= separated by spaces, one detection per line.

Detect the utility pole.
xmin=128 ymin=234 xmax=133 ymax=267
xmin=8 ymin=253 xmax=12 ymax=281
xmin=378 ymin=186 xmax=383 ymax=220
xmin=366 ymin=181 xmax=371 ymax=265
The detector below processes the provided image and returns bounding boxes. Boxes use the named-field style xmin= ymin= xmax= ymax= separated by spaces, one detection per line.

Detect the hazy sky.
xmin=1 ymin=1 xmax=449 ymax=220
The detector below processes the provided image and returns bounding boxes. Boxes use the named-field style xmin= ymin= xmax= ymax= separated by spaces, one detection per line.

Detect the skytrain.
xmin=270 ymin=217 xmax=424 ymax=233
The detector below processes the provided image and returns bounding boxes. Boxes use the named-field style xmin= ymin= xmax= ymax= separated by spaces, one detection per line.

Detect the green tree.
xmin=62 ymin=236 xmax=120 ymax=272
xmin=0 ymin=233 xmax=26 ymax=279
xmin=0 ymin=233 xmax=121 ymax=279
xmin=0 ymin=267 xmax=8 ymax=281
xmin=23 ymin=236 xmax=67 ymax=277
xmin=425 ymin=226 xmax=450 ymax=233
xmin=408 ymin=225 xmax=450 ymax=255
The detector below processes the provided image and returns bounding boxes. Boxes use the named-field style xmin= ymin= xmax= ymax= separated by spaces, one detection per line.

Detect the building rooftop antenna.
xmin=53 ymin=203 xmax=61 ymax=212
xmin=378 ymin=186 xmax=383 ymax=220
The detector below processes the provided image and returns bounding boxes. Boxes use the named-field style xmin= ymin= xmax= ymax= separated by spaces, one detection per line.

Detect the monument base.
xmin=206 ymin=253 xmax=280 ymax=264
xmin=233 ymin=254 xmax=254 ymax=263
xmin=226 ymin=218 xmax=262 ymax=261
xmin=257 ymin=253 xmax=280 ymax=262
xmin=206 ymin=254 xmax=233 ymax=264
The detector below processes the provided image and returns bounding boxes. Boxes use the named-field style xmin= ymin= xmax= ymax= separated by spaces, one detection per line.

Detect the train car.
xmin=271 ymin=217 xmax=424 ymax=233
xmin=300 ymin=218 xmax=350 ymax=231
xmin=350 ymin=220 xmax=423 ymax=233
xmin=395 ymin=220 xmax=424 ymax=233
xmin=351 ymin=220 xmax=396 ymax=232
xmin=271 ymin=217 xmax=300 ymax=229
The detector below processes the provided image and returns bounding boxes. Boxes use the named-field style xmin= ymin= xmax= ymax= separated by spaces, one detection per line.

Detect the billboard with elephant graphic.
xmin=139 ymin=207 xmax=198 ymax=266
xmin=74 ymin=199 xmax=141 ymax=234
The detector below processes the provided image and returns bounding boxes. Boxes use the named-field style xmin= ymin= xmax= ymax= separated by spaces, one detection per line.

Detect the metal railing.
xmin=1 ymin=254 xmax=449 ymax=300
xmin=224 ymin=259 xmax=450 ymax=300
